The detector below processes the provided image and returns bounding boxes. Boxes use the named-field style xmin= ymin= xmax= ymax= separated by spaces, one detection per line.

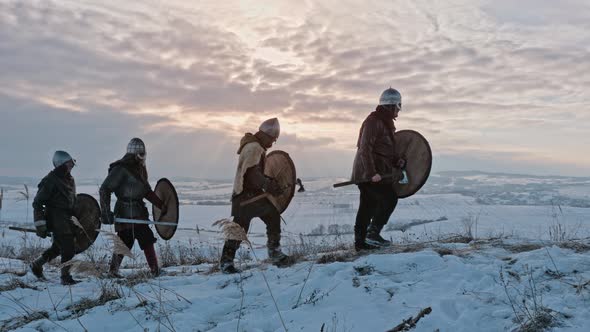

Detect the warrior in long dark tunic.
xmin=31 ymin=151 xmax=79 ymax=285
xmin=100 ymin=138 xmax=166 ymax=277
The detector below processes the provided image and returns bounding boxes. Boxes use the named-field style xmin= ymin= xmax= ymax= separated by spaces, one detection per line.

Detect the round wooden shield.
xmin=264 ymin=150 xmax=296 ymax=213
xmin=152 ymin=178 xmax=179 ymax=240
xmin=72 ymin=194 xmax=101 ymax=254
xmin=392 ymin=130 xmax=432 ymax=198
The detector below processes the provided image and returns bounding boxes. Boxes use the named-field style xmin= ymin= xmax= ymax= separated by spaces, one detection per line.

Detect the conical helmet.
xmin=259 ymin=118 xmax=280 ymax=140
xmin=52 ymin=150 xmax=75 ymax=168
xmin=127 ymin=138 xmax=146 ymax=158
xmin=378 ymin=88 xmax=402 ymax=107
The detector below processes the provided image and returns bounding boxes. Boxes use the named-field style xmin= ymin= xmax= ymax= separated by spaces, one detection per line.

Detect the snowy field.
xmin=0 ymin=171 xmax=589 ymax=331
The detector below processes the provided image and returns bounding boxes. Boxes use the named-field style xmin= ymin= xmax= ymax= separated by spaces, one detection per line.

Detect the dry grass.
xmin=500 ymin=266 xmax=563 ymax=332
xmin=438 ymin=234 xmax=473 ymax=244
xmin=0 ymin=310 xmax=49 ymax=331
xmin=461 ymin=213 xmax=479 ymax=239
xmin=60 ymin=259 xmax=104 ymax=277
xmin=117 ymin=270 xmax=152 ymax=287
xmin=80 ymin=243 xmax=111 ymax=273
xmin=502 ymin=243 xmax=544 ymax=253
xmin=0 ymin=236 xmax=46 ymax=263
xmin=0 ymin=277 xmax=40 ymax=292
xmin=99 ymin=230 xmax=134 ymax=258
xmin=64 ymin=281 xmax=122 ymax=318
xmin=316 ymin=251 xmax=355 ymax=264
xmin=284 ymin=234 xmax=351 ymax=263
xmin=213 ymin=217 xmax=288 ymax=332
xmin=0 ymin=268 xmax=27 ymax=277
xmin=212 ymin=218 xmax=250 ymax=244
xmin=557 ymin=240 xmax=590 ymax=253
xmin=158 ymin=240 xmax=218 ymax=268
xmin=433 ymin=247 xmax=454 ymax=256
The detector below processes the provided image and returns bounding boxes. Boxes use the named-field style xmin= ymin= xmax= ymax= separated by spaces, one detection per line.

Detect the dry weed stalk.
xmin=212 ymin=218 xmax=251 ymax=245
xmin=16 ymin=184 xmax=31 ymax=222
xmin=16 ymin=184 xmax=29 ymax=202
xmin=213 ymin=218 xmax=288 ymax=332
xmin=99 ymin=230 xmax=134 ymax=258
xmin=0 ymin=187 xmax=4 ymax=219
xmin=60 ymin=259 xmax=103 ymax=277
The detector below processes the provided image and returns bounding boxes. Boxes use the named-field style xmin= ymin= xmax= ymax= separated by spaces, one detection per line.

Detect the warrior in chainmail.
xmin=30 ymin=151 xmax=79 ymax=285
xmin=219 ymin=118 xmax=289 ymax=274
xmin=100 ymin=138 xmax=166 ymax=277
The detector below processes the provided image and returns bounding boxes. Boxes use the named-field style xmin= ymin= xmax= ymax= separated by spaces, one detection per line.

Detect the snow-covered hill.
xmin=1 ymin=238 xmax=589 ymax=331
xmin=1 ymin=172 xmax=589 ymax=331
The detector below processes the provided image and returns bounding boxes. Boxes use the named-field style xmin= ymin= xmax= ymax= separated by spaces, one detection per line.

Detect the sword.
xmin=8 ymin=226 xmax=36 ymax=233
xmin=115 ymin=218 xmax=177 ymax=227
xmin=1 ymin=218 xmax=37 ymax=233
xmin=6 ymin=219 xmax=177 ymax=232
xmin=333 ymin=170 xmax=408 ymax=188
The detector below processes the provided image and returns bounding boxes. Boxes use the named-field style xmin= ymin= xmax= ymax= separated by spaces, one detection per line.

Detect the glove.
xmin=264 ymin=179 xmax=283 ymax=196
xmin=101 ymin=211 xmax=115 ymax=225
xmin=34 ymin=220 xmax=48 ymax=238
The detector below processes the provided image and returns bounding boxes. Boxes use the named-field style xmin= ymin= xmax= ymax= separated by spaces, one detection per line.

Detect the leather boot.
xmin=366 ymin=224 xmax=391 ymax=247
xmin=108 ymin=254 xmax=124 ymax=278
xmin=30 ymin=256 xmax=46 ymax=280
xmin=143 ymin=244 xmax=160 ymax=276
xmin=267 ymin=236 xmax=290 ymax=267
xmin=60 ymin=266 xmax=80 ymax=285
xmin=355 ymin=225 xmax=379 ymax=252
xmin=219 ymin=240 xmax=240 ymax=274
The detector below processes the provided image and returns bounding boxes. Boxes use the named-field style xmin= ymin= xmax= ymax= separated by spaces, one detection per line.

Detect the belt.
xmin=374 ymin=152 xmax=395 ymax=159
xmin=117 ymin=200 xmax=144 ymax=206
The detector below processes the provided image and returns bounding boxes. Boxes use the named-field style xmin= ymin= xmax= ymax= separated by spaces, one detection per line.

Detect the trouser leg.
xmin=143 ymin=243 xmax=159 ymax=274
xmin=31 ymin=241 xmax=59 ymax=278
xmin=367 ymin=185 xmax=398 ymax=235
xmin=56 ymin=234 xmax=75 ymax=278
xmin=355 ymin=184 xmax=379 ymax=246
xmin=132 ymin=225 xmax=159 ymax=274
xmin=261 ymin=211 xmax=282 ymax=258
xmin=109 ymin=229 xmax=135 ymax=274
xmin=40 ymin=241 xmax=61 ymax=263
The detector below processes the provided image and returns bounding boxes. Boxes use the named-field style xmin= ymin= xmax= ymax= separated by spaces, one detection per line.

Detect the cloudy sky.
xmin=1 ymin=0 xmax=589 ymax=180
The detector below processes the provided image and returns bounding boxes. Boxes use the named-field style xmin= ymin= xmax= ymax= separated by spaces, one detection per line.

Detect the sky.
xmin=1 ymin=0 xmax=589 ymax=180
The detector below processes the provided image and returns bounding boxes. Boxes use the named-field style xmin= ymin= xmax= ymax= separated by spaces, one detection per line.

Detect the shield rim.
xmin=73 ymin=193 xmax=101 ymax=254
xmin=152 ymin=178 xmax=179 ymax=240
xmin=265 ymin=150 xmax=297 ymax=214
xmin=394 ymin=129 xmax=432 ymax=199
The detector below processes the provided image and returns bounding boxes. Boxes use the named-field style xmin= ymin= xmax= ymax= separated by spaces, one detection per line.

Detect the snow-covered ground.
xmin=0 ymin=171 xmax=589 ymax=331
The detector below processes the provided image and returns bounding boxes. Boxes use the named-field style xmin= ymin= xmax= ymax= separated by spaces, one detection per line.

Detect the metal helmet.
xmin=52 ymin=150 xmax=75 ymax=168
xmin=127 ymin=138 xmax=146 ymax=158
xmin=259 ymin=118 xmax=280 ymax=140
xmin=378 ymin=87 xmax=402 ymax=107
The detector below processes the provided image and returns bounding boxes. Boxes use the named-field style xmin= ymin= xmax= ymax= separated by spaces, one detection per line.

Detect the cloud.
xmin=0 ymin=92 xmax=238 ymax=179
xmin=1 ymin=0 xmax=589 ymax=178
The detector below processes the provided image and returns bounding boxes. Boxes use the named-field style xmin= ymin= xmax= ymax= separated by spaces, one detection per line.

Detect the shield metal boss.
xmin=392 ymin=130 xmax=432 ymax=198
xmin=152 ymin=178 xmax=179 ymax=240
xmin=73 ymin=193 xmax=101 ymax=254
xmin=264 ymin=150 xmax=297 ymax=213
